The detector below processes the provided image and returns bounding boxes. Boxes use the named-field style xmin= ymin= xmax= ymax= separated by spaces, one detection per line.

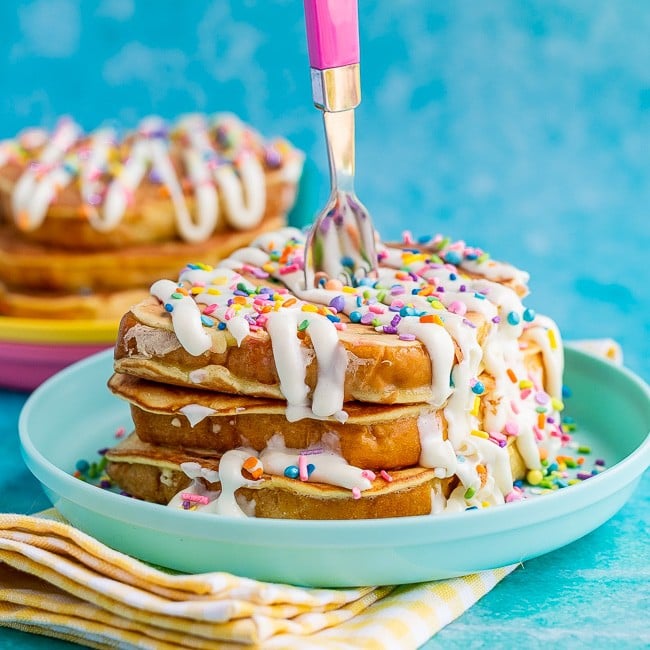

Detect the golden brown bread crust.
xmin=104 ymin=434 xmax=448 ymax=519
xmin=113 ymin=299 xmax=491 ymax=404
xmin=108 ymin=373 xmax=433 ymax=469
xmin=0 ymin=213 xmax=286 ymax=319
xmin=104 ymin=432 xmax=528 ymax=520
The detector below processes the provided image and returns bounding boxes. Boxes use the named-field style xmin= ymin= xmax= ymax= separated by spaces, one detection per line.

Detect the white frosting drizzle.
xmin=179 ymin=404 xmax=218 ymax=428
xmin=260 ymin=448 xmax=372 ymax=492
xmin=3 ymin=113 xmax=300 ymax=240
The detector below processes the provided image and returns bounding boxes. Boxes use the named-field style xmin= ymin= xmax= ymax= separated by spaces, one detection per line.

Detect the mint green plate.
xmin=19 ymin=347 xmax=650 ymax=587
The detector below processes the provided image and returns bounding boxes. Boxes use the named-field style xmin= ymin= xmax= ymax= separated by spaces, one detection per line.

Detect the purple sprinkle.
xmin=360 ymin=312 xmax=375 ymax=325
xmin=391 ymin=286 xmax=406 ymax=296
xmin=383 ymin=325 xmax=398 ymax=334
xmin=459 ymin=285 xmax=467 ymax=292
xmin=390 ymin=314 xmax=401 ymax=327
xmin=100 ymin=480 xmax=112 ymax=489
xmin=595 ymin=459 xmax=606 ymax=466
xmin=97 ymin=448 xmax=109 ymax=455
xmin=233 ymin=289 xmax=248 ymax=297
xmin=437 ymin=286 xmax=445 ymax=293
xmin=329 ymin=295 xmax=346 ymax=313
xmin=399 ymin=333 xmax=416 ymax=341
xmin=576 ymin=472 xmax=593 ymax=480
xmin=492 ymin=316 xmax=501 ymax=324
xmin=462 ymin=318 xmax=477 ymax=328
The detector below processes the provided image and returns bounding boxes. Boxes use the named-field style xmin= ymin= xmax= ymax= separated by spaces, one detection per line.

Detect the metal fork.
xmin=302 ymin=0 xmax=378 ymax=288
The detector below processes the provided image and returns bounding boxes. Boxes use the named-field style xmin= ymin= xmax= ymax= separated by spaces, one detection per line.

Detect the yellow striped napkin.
xmin=0 ymin=510 xmax=516 ymax=649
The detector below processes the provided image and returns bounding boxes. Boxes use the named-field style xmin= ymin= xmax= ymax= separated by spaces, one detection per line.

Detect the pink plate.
xmin=0 ymin=340 xmax=111 ymax=391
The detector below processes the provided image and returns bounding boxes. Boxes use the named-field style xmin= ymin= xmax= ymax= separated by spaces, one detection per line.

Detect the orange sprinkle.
xmin=419 ymin=314 xmax=438 ymax=324
xmin=537 ymin=413 xmax=546 ymax=429
xmin=242 ymin=456 xmax=263 ymax=480
xmin=283 ymin=297 xmax=297 ymax=308
xmin=232 ymin=296 xmax=248 ymax=305
xmin=538 ymin=447 xmax=548 ymax=461
xmin=506 ymin=368 xmax=517 ymax=383
xmin=159 ymin=185 xmax=171 ymax=198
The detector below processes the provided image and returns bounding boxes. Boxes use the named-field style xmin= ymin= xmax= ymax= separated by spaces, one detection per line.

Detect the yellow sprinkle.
xmin=211 ymin=276 xmax=228 ymax=285
xmin=470 ymin=429 xmax=489 ymax=439
xmin=548 ymin=328 xmax=557 ymax=349
xmin=429 ymin=300 xmax=445 ymax=311
xmin=527 ymin=469 xmax=544 ymax=485
xmin=470 ymin=396 xmax=481 ymax=417
xmin=551 ymin=398 xmax=564 ymax=411
xmin=342 ymin=286 xmax=357 ymax=293
xmin=262 ymin=263 xmax=276 ymax=274
xmin=301 ymin=304 xmax=318 ymax=312
xmin=206 ymin=288 xmax=221 ymax=295
xmin=481 ymin=501 xmax=490 ymax=508
xmin=190 ymin=287 xmax=204 ymax=295
xmin=402 ymin=253 xmax=427 ymax=265
xmin=519 ymin=379 xmax=533 ymax=389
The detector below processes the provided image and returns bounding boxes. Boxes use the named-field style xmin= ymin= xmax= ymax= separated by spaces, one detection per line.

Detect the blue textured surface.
xmin=0 ymin=1 xmax=648 ymax=647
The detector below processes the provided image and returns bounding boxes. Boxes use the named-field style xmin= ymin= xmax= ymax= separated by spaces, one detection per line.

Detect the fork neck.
xmin=321 ymin=109 xmax=356 ymax=194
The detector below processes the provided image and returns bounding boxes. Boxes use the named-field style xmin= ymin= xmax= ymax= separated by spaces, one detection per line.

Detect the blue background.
xmin=0 ymin=0 xmax=648 ymax=380
xmin=0 ymin=3 xmax=648 ymax=648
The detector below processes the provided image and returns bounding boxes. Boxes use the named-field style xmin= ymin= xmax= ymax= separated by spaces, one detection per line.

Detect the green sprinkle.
xmin=578 ymin=445 xmax=591 ymax=454
xmin=171 ymin=292 xmax=183 ymax=299
xmin=298 ymin=319 xmax=309 ymax=331
xmin=477 ymin=252 xmax=491 ymax=263
xmin=464 ymin=486 xmax=476 ymax=500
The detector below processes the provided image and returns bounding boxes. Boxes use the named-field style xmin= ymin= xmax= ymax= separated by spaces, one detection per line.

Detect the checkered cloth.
xmin=0 ymin=510 xmax=514 ymax=649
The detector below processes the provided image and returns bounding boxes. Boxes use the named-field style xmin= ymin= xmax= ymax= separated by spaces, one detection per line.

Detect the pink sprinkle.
xmin=368 ymin=304 xmax=385 ymax=314
xmin=256 ymin=314 xmax=268 ymax=327
xmin=180 ymin=493 xmax=209 ymax=505
xmin=510 ymin=400 xmax=520 ymax=415
xmin=224 ymin=307 xmax=235 ymax=320
xmin=504 ymin=421 xmax=519 ymax=436
xmin=115 ymin=426 xmax=125 ymax=439
xmin=520 ymin=388 xmax=532 ymax=400
xmin=361 ymin=470 xmax=376 ymax=481
xmin=279 ymin=263 xmax=299 ymax=274
xmin=489 ymin=431 xmax=507 ymax=442
xmin=298 ymin=454 xmax=309 ymax=481
xmin=380 ymin=470 xmax=393 ymax=483
xmin=533 ymin=426 xmax=544 ymax=441
xmin=505 ymin=490 xmax=524 ymax=503
xmin=352 ymin=487 xmax=362 ymax=500
xmin=203 ymin=303 xmax=217 ymax=315
xmin=447 ymin=300 xmax=467 ymax=316
xmin=334 ymin=322 xmax=346 ymax=330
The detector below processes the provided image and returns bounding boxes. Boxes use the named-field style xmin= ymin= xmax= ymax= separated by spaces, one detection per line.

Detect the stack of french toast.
xmin=104 ymin=226 xmax=565 ymax=520
xmin=0 ymin=114 xmax=303 ymax=320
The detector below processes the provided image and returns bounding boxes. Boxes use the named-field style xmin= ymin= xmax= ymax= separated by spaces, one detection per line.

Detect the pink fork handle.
xmin=303 ymin=0 xmax=360 ymax=70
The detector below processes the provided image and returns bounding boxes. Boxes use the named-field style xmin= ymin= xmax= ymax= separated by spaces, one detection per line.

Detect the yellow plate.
xmin=0 ymin=316 xmax=119 ymax=344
